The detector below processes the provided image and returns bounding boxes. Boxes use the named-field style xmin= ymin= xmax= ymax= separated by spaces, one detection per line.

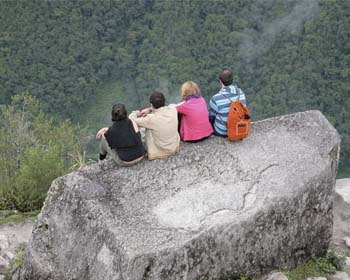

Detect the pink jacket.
xmin=176 ymin=96 xmax=213 ymax=141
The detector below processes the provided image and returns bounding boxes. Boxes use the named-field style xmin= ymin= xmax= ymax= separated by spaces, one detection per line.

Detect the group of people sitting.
xmin=95 ymin=68 xmax=247 ymax=166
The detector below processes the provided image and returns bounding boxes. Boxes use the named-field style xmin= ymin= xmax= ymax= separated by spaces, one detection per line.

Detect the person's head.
xmin=180 ymin=81 xmax=200 ymax=101
xmin=218 ymin=67 xmax=233 ymax=86
xmin=149 ymin=91 xmax=165 ymax=109
xmin=111 ymin=103 xmax=127 ymax=121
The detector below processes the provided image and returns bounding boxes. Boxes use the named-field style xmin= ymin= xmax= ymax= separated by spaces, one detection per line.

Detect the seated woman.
xmin=96 ymin=103 xmax=146 ymax=166
xmin=176 ymin=81 xmax=213 ymax=142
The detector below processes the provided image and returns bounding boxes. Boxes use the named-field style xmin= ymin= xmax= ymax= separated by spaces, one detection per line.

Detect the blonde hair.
xmin=181 ymin=81 xmax=200 ymax=101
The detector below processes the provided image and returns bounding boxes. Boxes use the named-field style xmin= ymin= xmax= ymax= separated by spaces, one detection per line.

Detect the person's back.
xmin=209 ymin=68 xmax=247 ymax=136
xmin=97 ymin=103 xmax=146 ymax=166
xmin=104 ymin=118 xmax=145 ymax=162
xmin=129 ymin=91 xmax=180 ymax=160
xmin=176 ymin=81 xmax=213 ymax=141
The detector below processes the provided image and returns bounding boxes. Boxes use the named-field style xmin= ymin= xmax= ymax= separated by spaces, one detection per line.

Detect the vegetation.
xmin=283 ymin=250 xmax=345 ymax=280
xmin=3 ymin=243 xmax=26 ymax=279
xmin=0 ymin=210 xmax=39 ymax=225
xmin=0 ymin=0 xmax=349 ymax=212
xmin=1 ymin=0 xmax=349 ymax=171
xmin=195 ymin=251 xmax=345 ymax=280
xmin=0 ymin=95 xmax=89 ymax=212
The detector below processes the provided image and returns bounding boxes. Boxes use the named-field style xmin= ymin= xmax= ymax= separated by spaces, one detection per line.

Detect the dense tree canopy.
xmin=1 ymin=0 xmax=349 ymax=168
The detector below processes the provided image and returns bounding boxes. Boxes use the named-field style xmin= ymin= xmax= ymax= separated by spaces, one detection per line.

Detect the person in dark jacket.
xmin=96 ymin=103 xmax=146 ymax=166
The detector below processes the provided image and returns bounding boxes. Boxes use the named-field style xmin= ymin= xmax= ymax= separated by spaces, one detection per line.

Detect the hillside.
xmin=0 ymin=0 xmax=349 ymax=171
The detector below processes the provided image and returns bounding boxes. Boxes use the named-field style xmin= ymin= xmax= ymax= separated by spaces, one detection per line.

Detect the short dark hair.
xmin=219 ymin=68 xmax=233 ymax=86
xmin=149 ymin=91 xmax=165 ymax=109
xmin=111 ymin=103 xmax=127 ymax=121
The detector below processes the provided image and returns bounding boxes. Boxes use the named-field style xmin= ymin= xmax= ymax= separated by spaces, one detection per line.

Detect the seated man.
xmin=129 ymin=91 xmax=180 ymax=160
xmin=209 ymin=67 xmax=247 ymax=136
xmin=96 ymin=103 xmax=146 ymax=166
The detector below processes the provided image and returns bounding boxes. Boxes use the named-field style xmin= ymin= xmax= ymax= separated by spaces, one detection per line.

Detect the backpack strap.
xmin=220 ymin=86 xmax=240 ymax=102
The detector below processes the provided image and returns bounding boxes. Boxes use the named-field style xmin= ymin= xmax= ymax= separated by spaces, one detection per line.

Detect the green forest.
xmin=0 ymin=0 xmax=349 ymax=211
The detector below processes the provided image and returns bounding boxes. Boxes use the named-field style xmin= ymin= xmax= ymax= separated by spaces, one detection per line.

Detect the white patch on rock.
xmin=344 ymin=236 xmax=350 ymax=248
xmin=335 ymin=179 xmax=350 ymax=205
xmin=266 ymin=272 xmax=288 ymax=280
xmin=97 ymin=244 xmax=114 ymax=269
xmin=154 ymin=181 xmax=252 ymax=231
xmin=0 ymin=235 xmax=9 ymax=252
xmin=0 ymin=256 xmax=9 ymax=273
xmin=328 ymin=271 xmax=350 ymax=280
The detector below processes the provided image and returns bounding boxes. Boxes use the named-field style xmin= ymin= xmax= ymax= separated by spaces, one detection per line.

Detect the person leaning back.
xmin=209 ymin=67 xmax=247 ymax=137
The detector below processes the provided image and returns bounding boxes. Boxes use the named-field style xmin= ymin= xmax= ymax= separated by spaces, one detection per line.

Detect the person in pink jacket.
xmin=176 ymin=81 xmax=213 ymax=142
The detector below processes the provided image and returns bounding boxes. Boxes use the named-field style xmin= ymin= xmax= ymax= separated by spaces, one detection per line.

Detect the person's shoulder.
xmin=166 ymin=105 xmax=177 ymax=110
xmin=212 ymin=91 xmax=222 ymax=99
xmin=157 ymin=105 xmax=176 ymax=114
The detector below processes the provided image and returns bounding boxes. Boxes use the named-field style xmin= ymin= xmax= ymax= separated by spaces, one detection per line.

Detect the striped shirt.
xmin=209 ymin=85 xmax=247 ymax=136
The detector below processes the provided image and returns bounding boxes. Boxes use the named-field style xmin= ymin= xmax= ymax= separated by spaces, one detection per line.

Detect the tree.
xmin=0 ymin=94 xmax=89 ymax=212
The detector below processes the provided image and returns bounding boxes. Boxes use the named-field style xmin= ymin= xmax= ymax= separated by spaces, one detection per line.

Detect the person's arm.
xmin=131 ymin=119 xmax=139 ymax=133
xmin=96 ymin=127 xmax=108 ymax=139
xmin=208 ymin=97 xmax=218 ymax=117
xmin=239 ymin=89 xmax=247 ymax=106
xmin=176 ymin=101 xmax=187 ymax=115
xmin=129 ymin=110 xmax=156 ymax=130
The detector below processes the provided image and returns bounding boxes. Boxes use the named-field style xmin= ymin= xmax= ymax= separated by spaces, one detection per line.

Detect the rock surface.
xmin=333 ymin=180 xmax=350 ymax=256
xmin=335 ymin=179 xmax=350 ymax=204
xmin=18 ymin=111 xmax=340 ymax=280
xmin=0 ymin=220 xmax=33 ymax=277
xmin=328 ymin=271 xmax=350 ymax=280
xmin=266 ymin=272 xmax=288 ymax=280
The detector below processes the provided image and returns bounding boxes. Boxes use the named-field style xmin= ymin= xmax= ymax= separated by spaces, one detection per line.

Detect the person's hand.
xmin=96 ymin=127 xmax=108 ymax=139
xmin=136 ymin=110 xmax=144 ymax=117
xmin=137 ymin=107 xmax=153 ymax=117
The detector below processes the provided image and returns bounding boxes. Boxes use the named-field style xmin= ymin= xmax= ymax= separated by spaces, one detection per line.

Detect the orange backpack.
xmin=223 ymin=88 xmax=251 ymax=141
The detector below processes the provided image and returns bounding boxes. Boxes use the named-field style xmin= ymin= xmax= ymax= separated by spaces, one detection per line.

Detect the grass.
xmin=0 ymin=210 xmax=39 ymax=225
xmin=3 ymin=243 xmax=26 ymax=279
xmin=283 ymin=251 xmax=345 ymax=280
xmin=194 ymin=251 xmax=344 ymax=280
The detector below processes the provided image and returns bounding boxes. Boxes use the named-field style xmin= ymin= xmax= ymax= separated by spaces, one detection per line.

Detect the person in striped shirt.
xmin=209 ymin=68 xmax=247 ymax=136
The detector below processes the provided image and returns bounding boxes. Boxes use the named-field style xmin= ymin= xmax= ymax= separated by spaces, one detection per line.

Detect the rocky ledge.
xmin=18 ymin=110 xmax=340 ymax=280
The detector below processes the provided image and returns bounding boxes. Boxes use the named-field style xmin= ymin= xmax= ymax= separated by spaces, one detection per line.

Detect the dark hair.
xmin=149 ymin=91 xmax=165 ymax=109
xmin=219 ymin=68 xmax=233 ymax=86
xmin=111 ymin=103 xmax=127 ymax=121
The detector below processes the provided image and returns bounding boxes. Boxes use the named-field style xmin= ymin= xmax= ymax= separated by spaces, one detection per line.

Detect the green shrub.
xmin=284 ymin=250 xmax=345 ymax=280
xmin=0 ymin=94 xmax=89 ymax=212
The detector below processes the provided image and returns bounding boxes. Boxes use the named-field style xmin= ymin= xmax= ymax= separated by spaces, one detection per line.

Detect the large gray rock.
xmin=18 ymin=110 xmax=340 ymax=280
xmin=332 ymin=179 xmax=350 ymax=256
xmin=335 ymin=179 xmax=350 ymax=205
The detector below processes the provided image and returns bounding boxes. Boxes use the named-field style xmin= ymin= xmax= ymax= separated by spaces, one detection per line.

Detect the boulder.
xmin=328 ymin=271 xmax=350 ymax=280
xmin=266 ymin=272 xmax=288 ymax=280
xmin=19 ymin=111 xmax=340 ymax=280
xmin=335 ymin=179 xmax=350 ymax=205
xmin=332 ymin=180 xmax=350 ymax=254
